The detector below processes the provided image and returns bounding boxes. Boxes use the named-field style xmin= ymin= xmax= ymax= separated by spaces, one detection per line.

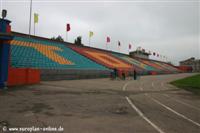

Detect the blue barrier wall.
xmin=0 ymin=19 xmax=12 ymax=88
xmin=0 ymin=42 xmax=2 ymax=87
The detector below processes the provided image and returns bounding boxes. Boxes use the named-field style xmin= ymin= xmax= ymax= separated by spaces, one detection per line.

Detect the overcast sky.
xmin=1 ymin=0 xmax=199 ymax=65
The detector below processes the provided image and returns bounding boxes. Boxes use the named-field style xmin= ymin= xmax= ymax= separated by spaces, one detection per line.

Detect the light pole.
xmin=29 ymin=0 xmax=33 ymax=36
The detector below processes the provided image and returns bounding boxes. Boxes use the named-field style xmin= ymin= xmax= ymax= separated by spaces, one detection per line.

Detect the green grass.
xmin=170 ymin=74 xmax=200 ymax=95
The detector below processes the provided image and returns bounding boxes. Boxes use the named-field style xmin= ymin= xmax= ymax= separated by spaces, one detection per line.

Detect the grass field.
xmin=170 ymin=74 xmax=200 ymax=95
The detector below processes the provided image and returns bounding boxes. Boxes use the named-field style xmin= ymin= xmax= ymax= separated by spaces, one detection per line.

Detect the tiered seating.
xmin=138 ymin=59 xmax=168 ymax=74
xmin=9 ymin=35 xmax=180 ymax=76
xmin=10 ymin=36 xmax=110 ymax=71
xmin=149 ymin=61 xmax=180 ymax=73
xmin=161 ymin=62 xmax=180 ymax=72
xmin=111 ymin=53 xmax=157 ymax=74
xmin=69 ymin=46 xmax=133 ymax=70
xmin=150 ymin=61 xmax=171 ymax=73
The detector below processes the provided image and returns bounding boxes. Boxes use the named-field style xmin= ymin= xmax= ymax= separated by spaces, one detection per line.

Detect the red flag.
xmin=129 ymin=44 xmax=131 ymax=49
xmin=106 ymin=37 xmax=110 ymax=43
xmin=66 ymin=23 xmax=70 ymax=32
xmin=118 ymin=41 xmax=121 ymax=46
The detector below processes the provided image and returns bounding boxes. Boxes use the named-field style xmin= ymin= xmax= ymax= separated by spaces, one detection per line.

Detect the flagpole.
xmin=29 ymin=0 xmax=33 ymax=36
xmin=89 ymin=37 xmax=91 ymax=47
xmin=128 ymin=47 xmax=129 ymax=54
xmin=106 ymin=42 xmax=108 ymax=50
xmin=34 ymin=22 xmax=35 ymax=35
xmin=66 ymin=31 xmax=68 ymax=42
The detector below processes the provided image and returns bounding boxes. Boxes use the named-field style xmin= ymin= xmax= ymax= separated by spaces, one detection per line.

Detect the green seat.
xmin=10 ymin=36 xmax=110 ymax=71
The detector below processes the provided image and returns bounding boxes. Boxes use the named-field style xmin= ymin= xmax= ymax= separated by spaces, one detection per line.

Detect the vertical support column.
xmin=0 ymin=18 xmax=12 ymax=88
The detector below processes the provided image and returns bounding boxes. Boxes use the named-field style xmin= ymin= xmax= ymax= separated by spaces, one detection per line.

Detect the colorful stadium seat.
xmin=10 ymin=36 xmax=110 ymax=71
xmin=112 ymin=53 xmax=157 ymax=73
xmin=161 ymin=62 xmax=180 ymax=72
xmin=138 ymin=59 xmax=168 ymax=73
xmin=150 ymin=61 xmax=171 ymax=73
xmin=9 ymin=35 xmax=180 ymax=76
xmin=69 ymin=46 xmax=133 ymax=71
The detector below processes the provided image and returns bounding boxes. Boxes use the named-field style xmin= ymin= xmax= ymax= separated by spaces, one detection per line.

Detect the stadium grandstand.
xmin=10 ymin=33 xmax=112 ymax=81
xmin=111 ymin=53 xmax=158 ymax=75
xmin=0 ymin=18 xmax=181 ymax=88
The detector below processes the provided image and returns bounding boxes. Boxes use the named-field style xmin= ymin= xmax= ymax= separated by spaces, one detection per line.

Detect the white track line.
xmin=123 ymin=82 xmax=165 ymax=133
xmin=160 ymin=82 xmax=200 ymax=111
xmin=163 ymin=94 xmax=200 ymax=111
xmin=152 ymin=82 xmax=154 ymax=87
xmin=150 ymin=82 xmax=200 ymax=127
xmin=122 ymin=82 xmax=130 ymax=91
xmin=151 ymin=97 xmax=200 ymax=127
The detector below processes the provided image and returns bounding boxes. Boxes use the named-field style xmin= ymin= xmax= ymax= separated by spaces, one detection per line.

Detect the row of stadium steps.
xmin=10 ymin=36 xmax=110 ymax=70
xmin=155 ymin=61 xmax=177 ymax=73
xmin=139 ymin=58 xmax=180 ymax=74
xmin=138 ymin=59 xmax=168 ymax=74
xmin=69 ymin=45 xmax=178 ymax=75
xmin=111 ymin=53 xmax=158 ymax=75
xmin=150 ymin=60 xmax=171 ymax=74
xmin=68 ymin=45 xmax=176 ymax=75
xmin=8 ymin=32 xmax=181 ymax=83
xmin=9 ymin=35 xmax=112 ymax=81
xmin=68 ymin=45 xmax=135 ymax=77
xmin=161 ymin=62 xmax=181 ymax=73
xmin=40 ymin=69 xmax=111 ymax=81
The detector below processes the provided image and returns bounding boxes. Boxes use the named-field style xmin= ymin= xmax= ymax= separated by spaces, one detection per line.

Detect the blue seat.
xmin=10 ymin=36 xmax=110 ymax=71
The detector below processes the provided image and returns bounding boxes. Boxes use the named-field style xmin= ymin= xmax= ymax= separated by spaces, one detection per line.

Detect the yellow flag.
xmin=34 ymin=13 xmax=39 ymax=23
xmin=89 ymin=31 xmax=94 ymax=38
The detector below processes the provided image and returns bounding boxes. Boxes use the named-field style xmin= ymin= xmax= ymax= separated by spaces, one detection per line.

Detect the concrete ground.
xmin=0 ymin=73 xmax=199 ymax=133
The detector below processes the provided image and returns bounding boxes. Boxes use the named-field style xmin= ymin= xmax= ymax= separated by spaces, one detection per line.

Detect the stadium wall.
xmin=176 ymin=66 xmax=192 ymax=72
xmin=0 ymin=19 xmax=12 ymax=88
xmin=41 ymin=69 xmax=110 ymax=81
xmin=7 ymin=67 xmax=40 ymax=86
